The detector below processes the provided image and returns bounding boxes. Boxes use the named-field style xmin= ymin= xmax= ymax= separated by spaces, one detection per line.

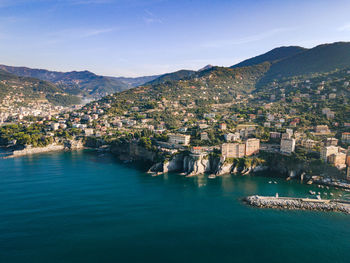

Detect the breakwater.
xmin=244 ymin=195 xmax=350 ymax=214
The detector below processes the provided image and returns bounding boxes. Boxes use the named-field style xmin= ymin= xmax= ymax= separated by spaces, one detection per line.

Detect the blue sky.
xmin=1 ymin=0 xmax=350 ymax=77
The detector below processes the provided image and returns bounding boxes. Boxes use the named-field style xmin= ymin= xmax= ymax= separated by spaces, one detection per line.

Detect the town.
xmin=1 ymin=67 xmax=350 ymax=183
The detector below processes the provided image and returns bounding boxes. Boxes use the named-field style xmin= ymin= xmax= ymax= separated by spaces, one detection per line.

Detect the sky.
xmin=1 ymin=0 xmax=350 ymax=77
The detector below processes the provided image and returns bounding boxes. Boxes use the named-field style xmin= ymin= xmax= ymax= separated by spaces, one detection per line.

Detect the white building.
xmin=168 ymin=134 xmax=191 ymax=146
xmin=280 ymin=138 xmax=295 ymax=154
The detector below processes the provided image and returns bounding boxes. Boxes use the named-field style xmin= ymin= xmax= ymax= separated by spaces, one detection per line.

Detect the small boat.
xmin=208 ymin=174 xmax=216 ymax=179
xmin=309 ymin=190 xmax=316 ymax=195
xmin=274 ymin=181 xmax=277 ymax=184
xmin=268 ymin=181 xmax=272 ymax=184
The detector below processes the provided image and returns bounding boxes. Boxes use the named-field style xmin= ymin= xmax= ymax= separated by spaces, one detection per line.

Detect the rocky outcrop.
xmin=185 ymin=154 xmax=211 ymax=176
xmin=64 ymin=139 xmax=84 ymax=150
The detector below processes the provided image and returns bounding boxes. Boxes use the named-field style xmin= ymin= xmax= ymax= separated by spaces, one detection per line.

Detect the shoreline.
xmin=244 ymin=195 xmax=350 ymax=214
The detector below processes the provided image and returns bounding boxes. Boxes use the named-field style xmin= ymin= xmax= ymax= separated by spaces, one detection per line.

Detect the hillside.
xmin=231 ymin=46 xmax=306 ymax=68
xmin=146 ymin=69 xmax=197 ymax=85
xmin=0 ymin=69 xmax=80 ymax=106
xmin=105 ymin=62 xmax=271 ymax=106
xmin=258 ymin=42 xmax=350 ymax=86
xmin=0 ymin=65 xmax=156 ymax=99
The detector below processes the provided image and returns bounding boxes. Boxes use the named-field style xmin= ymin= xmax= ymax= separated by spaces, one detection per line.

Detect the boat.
xmin=208 ymin=174 xmax=216 ymax=179
xmin=268 ymin=181 xmax=272 ymax=184
xmin=309 ymin=190 xmax=316 ymax=195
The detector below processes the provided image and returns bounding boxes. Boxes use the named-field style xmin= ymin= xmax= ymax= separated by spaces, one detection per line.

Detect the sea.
xmin=1 ymin=149 xmax=350 ymax=263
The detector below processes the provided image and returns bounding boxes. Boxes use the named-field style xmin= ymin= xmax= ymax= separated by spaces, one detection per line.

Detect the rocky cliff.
xmin=148 ymin=152 xmax=267 ymax=176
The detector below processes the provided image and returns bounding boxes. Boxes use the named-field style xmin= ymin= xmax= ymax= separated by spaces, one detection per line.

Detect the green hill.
xmin=146 ymin=69 xmax=197 ymax=85
xmin=258 ymin=42 xmax=350 ymax=86
xmin=231 ymin=46 xmax=306 ymax=68
xmin=0 ymin=69 xmax=80 ymax=106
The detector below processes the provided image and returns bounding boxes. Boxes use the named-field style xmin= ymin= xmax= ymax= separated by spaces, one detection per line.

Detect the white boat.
xmin=208 ymin=174 xmax=216 ymax=179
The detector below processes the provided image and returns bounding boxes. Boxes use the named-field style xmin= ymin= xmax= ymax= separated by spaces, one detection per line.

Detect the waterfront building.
xmin=328 ymin=152 xmax=346 ymax=167
xmin=221 ymin=143 xmax=245 ymax=158
xmin=280 ymin=138 xmax=296 ymax=154
xmin=245 ymin=138 xmax=260 ymax=156
xmin=320 ymin=146 xmax=339 ymax=162
xmin=168 ymin=134 xmax=191 ymax=146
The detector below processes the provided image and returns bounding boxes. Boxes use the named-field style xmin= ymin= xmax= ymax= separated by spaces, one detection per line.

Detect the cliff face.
xmin=149 ymin=153 xmax=268 ymax=176
xmin=110 ymin=141 xmax=156 ymax=162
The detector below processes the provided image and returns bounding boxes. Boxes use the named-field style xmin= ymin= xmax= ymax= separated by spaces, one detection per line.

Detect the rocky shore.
xmin=2 ymin=139 xmax=84 ymax=159
xmin=244 ymin=195 xmax=350 ymax=214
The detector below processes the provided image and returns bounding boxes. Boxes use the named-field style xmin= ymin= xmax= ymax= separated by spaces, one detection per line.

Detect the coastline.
xmin=1 ymin=140 xmax=85 ymax=159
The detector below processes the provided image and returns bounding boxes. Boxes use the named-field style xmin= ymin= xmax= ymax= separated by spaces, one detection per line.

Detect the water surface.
xmin=1 ymin=150 xmax=349 ymax=262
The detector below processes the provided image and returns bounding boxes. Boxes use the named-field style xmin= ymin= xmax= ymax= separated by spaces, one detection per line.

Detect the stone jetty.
xmin=244 ymin=195 xmax=350 ymax=214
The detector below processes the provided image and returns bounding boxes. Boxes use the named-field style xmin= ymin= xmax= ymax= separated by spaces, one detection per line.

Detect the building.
xmin=51 ymin=123 xmax=59 ymax=131
xmin=342 ymin=132 xmax=350 ymax=143
xmin=200 ymin=132 xmax=209 ymax=141
xmin=84 ymin=128 xmax=94 ymax=136
xmin=280 ymin=138 xmax=296 ymax=154
xmin=168 ymin=134 xmax=191 ymax=146
xmin=270 ymin=132 xmax=281 ymax=139
xmin=221 ymin=143 xmax=245 ymax=158
xmin=224 ymin=132 xmax=240 ymax=142
xmin=281 ymin=133 xmax=292 ymax=139
xmin=320 ymin=146 xmax=339 ymax=162
xmin=301 ymin=139 xmax=316 ymax=149
xmin=324 ymin=138 xmax=338 ymax=147
xmin=219 ymin=123 xmax=227 ymax=130
xmin=245 ymin=138 xmax=260 ymax=156
xmin=328 ymin=152 xmax=346 ymax=167
xmin=315 ymin=125 xmax=331 ymax=134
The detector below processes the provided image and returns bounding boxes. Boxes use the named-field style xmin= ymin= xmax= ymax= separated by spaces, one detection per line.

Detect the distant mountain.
xmin=260 ymin=42 xmax=350 ymax=82
xmin=198 ymin=65 xmax=214 ymax=71
xmin=0 ymin=69 xmax=80 ymax=106
xmin=231 ymin=46 xmax=306 ymax=68
xmin=104 ymin=41 xmax=350 ymax=107
xmin=0 ymin=65 xmax=158 ymax=99
xmin=109 ymin=75 xmax=160 ymax=87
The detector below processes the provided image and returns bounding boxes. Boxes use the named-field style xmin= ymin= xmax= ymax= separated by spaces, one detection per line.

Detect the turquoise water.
xmin=1 ymin=150 xmax=350 ymax=263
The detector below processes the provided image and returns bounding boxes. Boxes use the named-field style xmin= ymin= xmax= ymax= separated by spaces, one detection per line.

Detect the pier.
xmin=244 ymin=195 xmax=350 ymax=214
